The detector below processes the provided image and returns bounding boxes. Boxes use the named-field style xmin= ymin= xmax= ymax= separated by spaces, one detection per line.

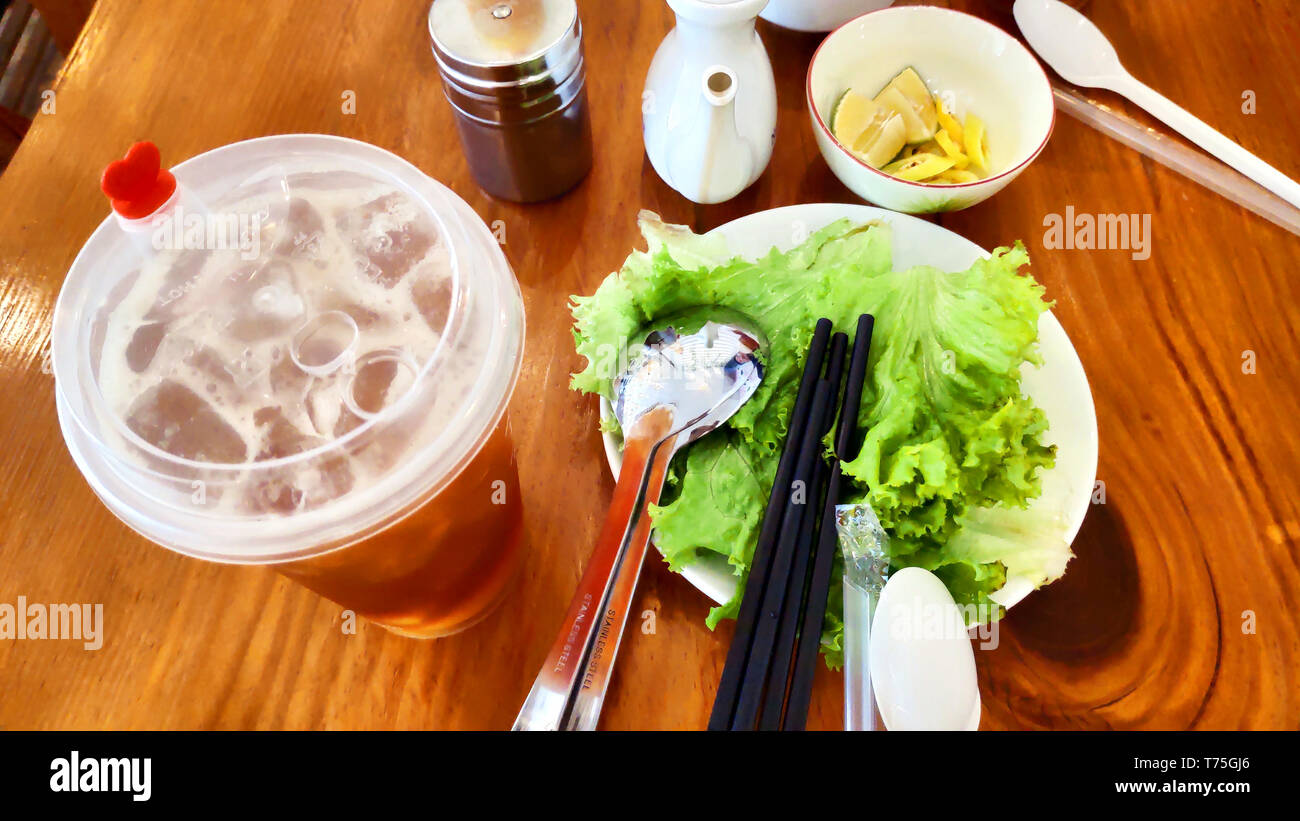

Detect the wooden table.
xmin=1 ymin=0 xmax=1297 ymax=731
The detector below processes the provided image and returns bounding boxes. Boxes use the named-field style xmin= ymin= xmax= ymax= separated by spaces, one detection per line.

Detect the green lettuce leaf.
xmin=840 ymin=243 xmax=1057 ymax=567
xmin=946 ymin=506 xmax=1072 ymax=596
xmin=570 ymin=212 xmax=1059 ymax=667
xmin=649 ymin=432 xmax=772 ymax=577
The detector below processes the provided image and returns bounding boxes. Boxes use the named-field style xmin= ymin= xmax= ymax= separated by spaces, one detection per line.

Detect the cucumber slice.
xmin=832 ymin=90 xmax=907 ymax=168
xmin=875 ymin=67 xmax=939 ymax=143
xmin=882 ymin=152 xmax=956 ymax=182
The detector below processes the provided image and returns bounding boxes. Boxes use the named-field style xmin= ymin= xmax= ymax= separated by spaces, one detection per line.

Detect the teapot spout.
xmin=667 ymin=66 xmax=755 ymax=204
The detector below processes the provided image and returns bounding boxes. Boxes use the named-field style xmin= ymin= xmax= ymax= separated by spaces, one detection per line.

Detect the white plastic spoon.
xmin=869 ymin=567 xmax=981 ymax=731
xmin=1014 ymin=0 xmax=1300 ymax=210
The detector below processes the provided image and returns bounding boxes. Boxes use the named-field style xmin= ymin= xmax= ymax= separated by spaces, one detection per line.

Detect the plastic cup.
xmin=52 ymin=135 xmax=526 ymax=637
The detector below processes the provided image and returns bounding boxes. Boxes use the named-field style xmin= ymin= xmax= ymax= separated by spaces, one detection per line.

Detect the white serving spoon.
xmin=1014 ymin=0 xmax=1300 ymax=210
xmin=869 ymin=567 xmax=981 ymax=731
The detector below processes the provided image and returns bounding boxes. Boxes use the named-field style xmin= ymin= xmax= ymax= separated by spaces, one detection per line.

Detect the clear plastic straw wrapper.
xmin=1052 ymin=81 xmax=1300 ymax=237
xmin=836 ymin=503 xmax=890 ymax=732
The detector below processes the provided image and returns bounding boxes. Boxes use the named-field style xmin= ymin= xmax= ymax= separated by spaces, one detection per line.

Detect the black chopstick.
xmin=708 ymin=319 xmax=832 ymax=731
xmin=758 ymin=455 xmax=829 ymax=729
xmin=730 ymin=377 xmax=836 ymax=729
xmin=779 ymin=463 xmax=845 ymax=730
xmin=756 ymin=334 xmax=846 ymax=729
xmin=834 ymin=315 xmax=875 ymax=461
xmin=781 ymin=314 xmax=876 ymax=730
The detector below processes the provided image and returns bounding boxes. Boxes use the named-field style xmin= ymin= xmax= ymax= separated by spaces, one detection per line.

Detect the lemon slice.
xmin=854 ymin=113 xmax=907 ymax=168
xmin=875 ymin=67 xmax=938 ymax=142
xmin=882 ymin=152 xmax=956 ymax=182
xmin=836 ymin=69 xmax=992 ymax=181
xmin=874 ymin=86 xmax=934 ymax=145
xmin=963 ymin=114 xmax=989 ymax=172
xmin=832 ymin=90 xmax=907 ymax=168
xmin=829 ymin=90 xmax=856 ymax=134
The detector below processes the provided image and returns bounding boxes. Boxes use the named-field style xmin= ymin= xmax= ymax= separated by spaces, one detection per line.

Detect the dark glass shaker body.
xmin=429 ymin=0 xmax=593 ymax=203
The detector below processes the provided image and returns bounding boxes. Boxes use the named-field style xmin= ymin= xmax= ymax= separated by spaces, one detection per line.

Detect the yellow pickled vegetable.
xmin=936 ymin=168 xmax=980 ymax=184
xmin=963 ymin=114 xmax=989 ymax=172
xmin=882 ymin=152 xmax=956 ymax=182
xmin=933 ymin=130 xmax=969 ymax=169
xmin=834 ymin=69 xmax=994 ymax=184
xmin=936 ymin=97 xmax=964 ymax=144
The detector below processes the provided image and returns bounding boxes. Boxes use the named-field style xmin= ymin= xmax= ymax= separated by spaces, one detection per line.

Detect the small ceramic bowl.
xmin=807 ymin=5 xmax=1055 ymax=213
xmin=761 ymin=0 xmax=895 ymax=33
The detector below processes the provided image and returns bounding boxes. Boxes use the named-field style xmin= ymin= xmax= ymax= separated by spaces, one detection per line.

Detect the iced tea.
xmin=56 ymin=137 xmax=526 ymax=638
xmin=278 ymin=417 xmax=523 ymax=637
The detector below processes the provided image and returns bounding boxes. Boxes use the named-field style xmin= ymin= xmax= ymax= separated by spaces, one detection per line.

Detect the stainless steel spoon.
xmin=513 ymin=318 xmax=764 ymax=731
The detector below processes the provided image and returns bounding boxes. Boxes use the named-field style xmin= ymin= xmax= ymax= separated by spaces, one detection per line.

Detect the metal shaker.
xmin=428 ymin=0 xmax=593 ymax=202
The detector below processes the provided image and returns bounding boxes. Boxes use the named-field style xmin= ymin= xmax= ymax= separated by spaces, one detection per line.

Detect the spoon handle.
xmin=562 ymin=433 xmax=678 ymax=730
xmin=1114 ymin=75 xmax=1300 ymax=210
xmin=512 ymin=409 xmax=675 ymax=731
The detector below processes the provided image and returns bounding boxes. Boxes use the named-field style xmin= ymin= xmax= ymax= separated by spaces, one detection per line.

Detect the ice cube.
xmin=348 ymin=357 xmax=399 ymax=416
xmin=411 ymin=276 xmax=452 ymax=334
xmin=220 ymin=261 xmax=303 ymax=343
xmin=304 ymin=379 xmax=343 ymax=439
xmin=249 ymin=474 xmax=305 ymax=514
xmin=223 ymin=347 xmax=273 ymax=390
xmin=125 ymin=380 xmax=248 ymax=463
xmin=186 ymin=346 xmax=237 ymax=389
xmin=125 ymin=322 xmax=168 ymax=373
xmin=247 ymin=407 xmax=354 ymax=513
xmin=253 ymin=406 xmax=326 ymax=460
xmin=273 ymin=197 xmax=327 ymax=261
xmin=268 ymin=345 xmax=310 ymax=401
xmin=338 ymin=193 xmax=436 ymax=288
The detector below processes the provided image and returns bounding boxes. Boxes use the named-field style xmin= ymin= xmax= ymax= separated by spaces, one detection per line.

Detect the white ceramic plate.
xmin=599 ymin=204 xmax=1098 ymax=609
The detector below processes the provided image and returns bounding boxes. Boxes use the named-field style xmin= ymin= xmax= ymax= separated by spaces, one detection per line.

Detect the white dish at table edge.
xmin=598 ymin=204 xmax=1099 ymax=615
xmin=761 ymin=0 xmax=896 ymax=33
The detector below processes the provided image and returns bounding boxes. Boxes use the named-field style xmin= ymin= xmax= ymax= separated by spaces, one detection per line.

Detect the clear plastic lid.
xmin=53 ymin=135 xmax=524 ymax=563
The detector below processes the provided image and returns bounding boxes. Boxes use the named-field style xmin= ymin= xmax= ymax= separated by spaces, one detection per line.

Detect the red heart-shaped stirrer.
xmin=101 ymin=142 xmax=177 ymax=219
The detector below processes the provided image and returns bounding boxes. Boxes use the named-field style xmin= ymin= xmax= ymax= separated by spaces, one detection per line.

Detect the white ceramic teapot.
xmin=643 ymin=0 xmax=776 ymax=204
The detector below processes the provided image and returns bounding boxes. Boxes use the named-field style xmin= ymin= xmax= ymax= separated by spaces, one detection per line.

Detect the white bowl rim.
xmin=806 ymin=4 xmax=1057 ymax=191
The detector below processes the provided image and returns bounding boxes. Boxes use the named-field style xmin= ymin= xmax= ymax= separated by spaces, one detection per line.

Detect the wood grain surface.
xmin=1 ymin=0 xmax=1297 ymax=730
